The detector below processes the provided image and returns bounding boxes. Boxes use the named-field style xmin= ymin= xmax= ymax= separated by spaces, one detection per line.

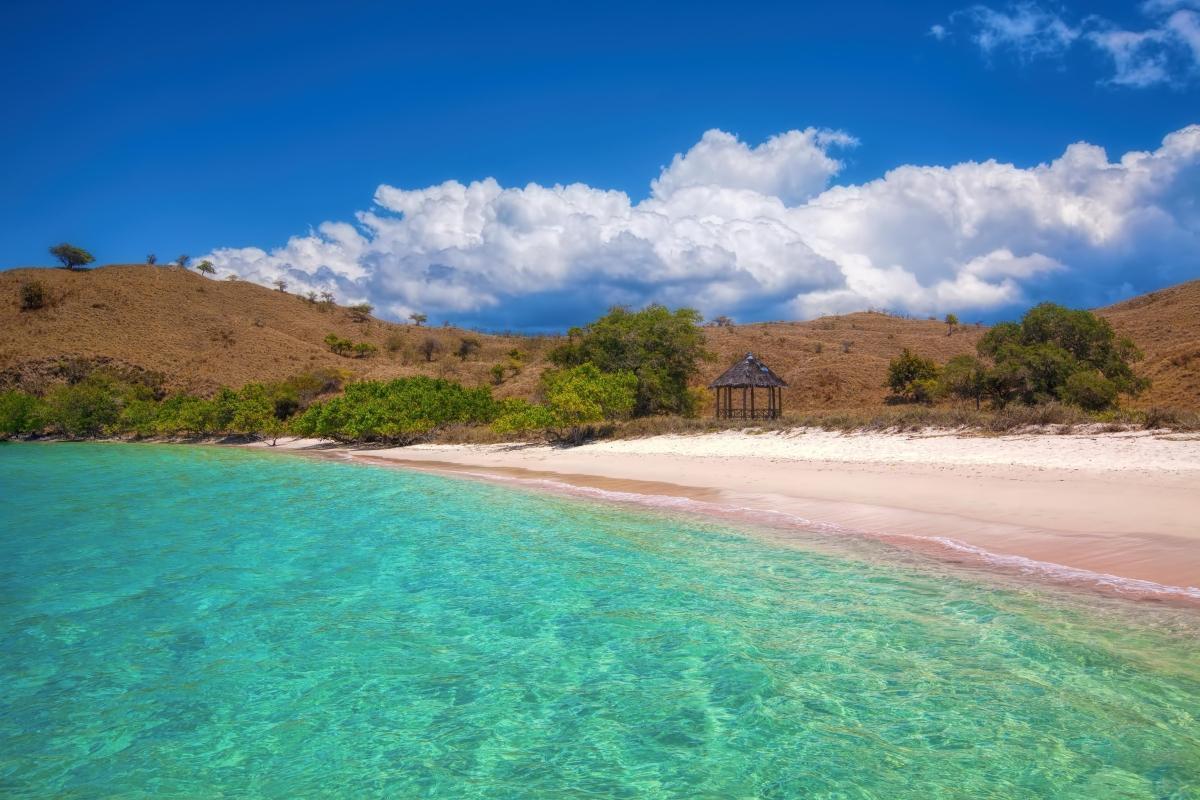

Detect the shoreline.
xmin=247 ymin=429 xmax=1200 ymax=606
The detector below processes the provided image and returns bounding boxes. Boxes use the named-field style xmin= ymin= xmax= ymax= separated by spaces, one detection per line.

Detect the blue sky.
xmin=3 ymin=0 xmax=1198 ymax=328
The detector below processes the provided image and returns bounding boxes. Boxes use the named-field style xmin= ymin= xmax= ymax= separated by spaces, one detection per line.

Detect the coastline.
xmin=248 ymin=428 xmax=1200 ymax=605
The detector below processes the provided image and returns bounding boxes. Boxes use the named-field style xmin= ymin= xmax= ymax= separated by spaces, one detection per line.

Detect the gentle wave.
xmin=367 ymin=457 xmax=1200 ymax=605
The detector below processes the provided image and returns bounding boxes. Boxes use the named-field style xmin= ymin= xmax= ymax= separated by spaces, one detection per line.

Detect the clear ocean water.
xmin=1 ymin=443 xmax=1198 ymax=799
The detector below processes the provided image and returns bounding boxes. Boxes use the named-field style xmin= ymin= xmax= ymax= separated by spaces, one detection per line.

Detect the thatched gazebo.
xmin=709 ymin=353 xmax=787 ymax=420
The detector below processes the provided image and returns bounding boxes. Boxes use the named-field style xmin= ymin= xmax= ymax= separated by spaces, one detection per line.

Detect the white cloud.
xmin=203 ymin=125 xmax=1200 ymax=329
xmin=650 ymin=128 xmax=856 ymax=205
xmin=942 ymin=2 xmax=1200 ymax=87
xmin=952 ymin=3 xmax=1080 ymax=59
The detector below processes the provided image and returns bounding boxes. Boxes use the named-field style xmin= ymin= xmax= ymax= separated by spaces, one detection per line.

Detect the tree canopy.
xmin=49 ymin=243 xmax=94 ymax=270
xmin=548 ymin=305 xmax=709 ymax=416
xmin=976 ymin=302 xmax=1145 ymax=407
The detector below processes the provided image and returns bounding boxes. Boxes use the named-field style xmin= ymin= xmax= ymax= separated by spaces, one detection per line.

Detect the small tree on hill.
xmin=49 ymin=243 xmax=94 ymax=270
xmin=455 ymin=337 xmax=482 ymax=361
xmin=945 ymin=313 xmax=959 ymax=336
xmin=196 ymin=260 xmax=216 ymax=275
xmin=353 ymin=342 xmax=378 ymax=359
xmin=146 ymin=253 xmax=157 ymax=266
xmin=176 ymin=254 xmax=190 ymax=269
xmin=273 ymin=278 xmax=288 ymax=292
xmin=419 ymin=336 xmax=441 ymax=362
xmin=348 ymin=303 xmax=373 ymax=322
xmin=409 ymin=312 xmax=427 ymax=326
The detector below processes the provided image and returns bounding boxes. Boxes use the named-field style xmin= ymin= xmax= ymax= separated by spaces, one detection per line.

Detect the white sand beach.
xmin=262 ymin=429 xmax=1200 ymax=601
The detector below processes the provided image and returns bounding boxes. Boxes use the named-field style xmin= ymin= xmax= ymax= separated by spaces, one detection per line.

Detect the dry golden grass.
xmin=2 ymin=264 xmax=1197 ymax=413
xmin=0 ymin=265 xmax=555 ymax=397
xmin=1097 ymin=281 xmax=1200 ymax=410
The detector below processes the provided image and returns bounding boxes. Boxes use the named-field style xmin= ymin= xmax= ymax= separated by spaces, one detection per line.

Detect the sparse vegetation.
xmin=455 ymin=337 xmax=482 ymax=361
xmin=419 ymin=336 xmax=441 ymax=362
xmin=146 ymin=254 xmax=157 ymax=266
xmin=323 ymin=333 xmax=376 ymax=358
xmin=409 ymin=312 xmax=427 ymax=326
xmin=273 ymin=279 xmax=288 ymax=292
xmin=19 ymin=281 xmax=47 ymax=311
xmin=49 ymin=243 xmax=94 ymax=270
xmin=348 ymin=303 xmax=373 ymax=322
xmin=945 ymin=313 xmax=959 ymax=336
xmin=176 ymin=255 xmax=190 ymax=269
xmin=196 ymin=260 xmax=216 ymax=275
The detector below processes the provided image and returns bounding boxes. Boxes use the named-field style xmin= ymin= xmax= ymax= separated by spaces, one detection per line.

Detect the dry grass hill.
xmin=2 ymin=264 xmax=1197 ymax=412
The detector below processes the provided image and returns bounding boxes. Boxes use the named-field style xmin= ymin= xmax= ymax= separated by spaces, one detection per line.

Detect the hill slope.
xmin=2 ymin=265 xmax=1197 ymax=411
xmin=1097 ymin=281 xmax=1200 ymax=409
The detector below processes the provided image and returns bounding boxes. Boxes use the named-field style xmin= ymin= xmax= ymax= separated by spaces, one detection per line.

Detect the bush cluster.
xmin=887 ymin=303 xmax=1147 ymax=411
xmin=324 ymin=333 xmax=377 ymax=358
xmin=0 ymin=368 xmax=346 ymax=442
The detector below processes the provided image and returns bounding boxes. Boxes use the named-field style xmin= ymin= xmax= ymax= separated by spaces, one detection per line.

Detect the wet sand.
xmin=255 ymin=429 xmax=1200 ymax=602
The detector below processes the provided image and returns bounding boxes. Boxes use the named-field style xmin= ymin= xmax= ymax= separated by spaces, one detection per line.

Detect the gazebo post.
xmin=750 ymin=385 xmax=755 ymax=419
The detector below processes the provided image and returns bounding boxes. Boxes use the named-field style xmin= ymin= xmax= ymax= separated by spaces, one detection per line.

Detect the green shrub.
xmin=291 ymin=376 xmax=496 ymax=443
xmin=886 ymin=348 xmax=940 ymax=402
xmin=0 ymin=391 xmax=46 ymax=436
xmin=493 ymin=363 xmax=637 ymax=444
xmin=1060 ymin=370 xmax=1118 ymax=411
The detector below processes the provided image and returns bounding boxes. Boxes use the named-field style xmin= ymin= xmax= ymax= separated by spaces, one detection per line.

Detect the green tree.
xmin=44 ymin=373 xmax=151 ymax=437
xmin=0 ymin=391 xmax=45 ymax=436
xmin=548 ymin=305 xmax=709 ymax=416
xmin=49 ymin=243 xmax=94 ymax=270
xmin=409 ymin=312 xmax=427 ymax=326
xmin=196 ymin=260 xmax=216 ymax=275
xmin=944 ymin=313 xmax=959 ymax=336
xmin=977 ymin=303 xmax=1145 ymax=409
xmin=353 ymin=342 xmax=377 ymax=358
xmin=1060 ymin=370 xmax=1118 ymax=411
xmin=940 ymin=354 xmax=987 ymax=409
xmin=886 ymin=348 xmax=940 ymax=402
xmin=348 ymin=303 xmax=373 ymax=322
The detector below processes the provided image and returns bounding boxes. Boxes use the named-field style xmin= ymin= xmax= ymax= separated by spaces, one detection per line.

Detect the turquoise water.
xmin=1 ymin=444 xmax=1198 ymax=798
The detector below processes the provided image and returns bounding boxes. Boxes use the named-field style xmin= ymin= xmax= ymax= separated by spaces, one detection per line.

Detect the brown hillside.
xmin=1098 ymin=279 xmax=1200 ymax=409
xmin=0 ymin=266 xmax=554 ymax=398
xmin=2 ymin=265 xmax=1197 ymax=411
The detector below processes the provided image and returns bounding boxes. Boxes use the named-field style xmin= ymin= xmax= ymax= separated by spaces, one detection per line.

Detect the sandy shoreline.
xmin=252 ymin=429 xmax=1200 ymax=604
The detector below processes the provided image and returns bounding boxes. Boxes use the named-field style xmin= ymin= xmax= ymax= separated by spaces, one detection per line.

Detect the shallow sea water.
xmin=1 ymin=442 xmax=1198 ymax=798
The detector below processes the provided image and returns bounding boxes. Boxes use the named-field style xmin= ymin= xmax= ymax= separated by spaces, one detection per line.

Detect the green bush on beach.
xmin=494 ymin=363 xmax=637 ymax=444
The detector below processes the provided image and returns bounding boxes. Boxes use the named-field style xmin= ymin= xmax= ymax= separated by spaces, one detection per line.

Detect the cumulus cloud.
xmin=941 ymin=1 xmax=1200 ymax=87
xmin=203 ymin=125 xmax=1200 ymax=329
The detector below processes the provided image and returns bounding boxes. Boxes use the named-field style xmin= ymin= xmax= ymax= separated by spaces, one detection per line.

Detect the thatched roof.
xmin=708 ymin=353 xmax=788 ymax=389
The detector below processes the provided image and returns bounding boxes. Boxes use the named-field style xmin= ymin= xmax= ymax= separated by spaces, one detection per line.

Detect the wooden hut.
xmin=709 ymin=353 xmax=787 ymax=420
